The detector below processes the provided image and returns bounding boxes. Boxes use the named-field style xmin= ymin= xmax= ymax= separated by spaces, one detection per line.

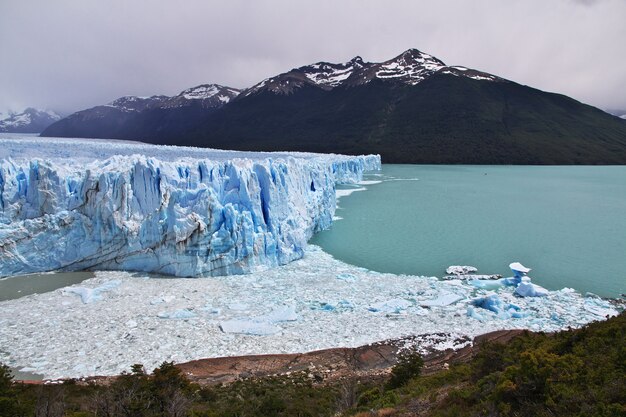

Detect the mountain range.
xmin=42 ymin=49 xmax=626 ymax=164
xmin=0 ymin=108 xmax=61 ymax=133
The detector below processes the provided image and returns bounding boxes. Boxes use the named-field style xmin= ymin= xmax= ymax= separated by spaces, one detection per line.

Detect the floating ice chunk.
xmin=368 ymin=298 xmax=412 ymax=313
xmin=509 ymin=262 xmax=531 ymax=278
xmin=509 ymin=262 xmax=531 ymax=273
xmin=150 ymin=295 xmax=176 ymax=305
xmin=510 ymin=309 xmax=527 ymax=319
xmin=260 ymin=305 xmax=299 ymax=323
xmin=446 ymin=266 xmax=478 ymax=275
xmin=442 ymin=274 xmax=502 ymax=280
xmin=470 ymin=276 xmax=520 ymax=290
xmin=310 ymin=300 xmax=354 ymax=312
xmin=470 ymin=279 xmax=505 ymax=290
xmin=470 ymin=294 xmax=502 ymax=314
xmin=336 ymin=273 xmax=357 ymax=282
xmin=219 ymin=305 xmax=298 ymax=335
xmin=583 ymin=298 xmax=619 ymax=318
xmin=219 ymin=320 xmax=281 ymax=336
xmin=157 ymin=308 xmax=196 ymax=319
xmin=228 ymin=303 xmax=248 ymax=311
xmin=336 ymin=187 xmax=366 ymax=199
xmin=312 ymin=302 xmax=336 ymax=311
xmin=199 ymin=304 xmax=221 ymax=314
xmin=420 ymin=292 xmax=463 ymax=307
xmin=63 ymin=280 xmax=121 ymax=304
xmin=515 ymin=277 xmax=549 ymax=297
xmin=469 ymin=293 xmax=525 ymax=320
xmin=466 ymin=306 xmax=486 ymax=322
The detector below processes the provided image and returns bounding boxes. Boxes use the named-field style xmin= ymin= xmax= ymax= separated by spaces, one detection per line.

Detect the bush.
xmin=387 ymin=349 xmax=424 ymax=389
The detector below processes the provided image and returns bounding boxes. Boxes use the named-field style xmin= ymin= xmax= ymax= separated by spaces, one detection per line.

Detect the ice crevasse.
xmin=0 ymin=148 xmax=381 ymax=277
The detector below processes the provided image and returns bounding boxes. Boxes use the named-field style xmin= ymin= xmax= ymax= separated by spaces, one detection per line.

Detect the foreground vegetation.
xmin=1 ymin=313 xmax=624 ymax=417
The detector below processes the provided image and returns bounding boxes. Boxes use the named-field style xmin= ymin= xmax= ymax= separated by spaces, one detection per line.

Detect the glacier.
xmin=0 ymin=136 xmax=380 ymax=277
xmin=0 ymin=135 xmax=622 ymax=381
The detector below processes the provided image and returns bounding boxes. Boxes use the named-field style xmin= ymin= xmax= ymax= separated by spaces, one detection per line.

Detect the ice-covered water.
xmin=0 ymin=271 xmax=94 ymax=301
xmin=0 ymin=245 xmax=618 ymax=380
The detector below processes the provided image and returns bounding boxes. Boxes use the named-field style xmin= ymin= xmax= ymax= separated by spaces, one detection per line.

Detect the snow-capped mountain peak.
xmin=178 ymin=84 xmax=240 ymax=102
xmin=0 ymin=108 xmax=62 ymax=133
xmin=107 ymin=95 xmax=168 ymax=112
xmin=349 ymin=55 xmax=364 ymax=66
xmin=102 ymin=85 xmax=242 ymax=112
xmin=241 ymin=48 xmax=501 ymax=97
xmin=373 ymin=49 xmax=446 ymax=85
xmin=301 ymin=57 xmax=366 ymax=89
xmin=162 ymin=84 xmax=241 ymax=109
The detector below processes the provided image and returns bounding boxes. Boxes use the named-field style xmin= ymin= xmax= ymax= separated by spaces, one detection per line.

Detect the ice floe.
xmin=62 ymin=280 xmax=121 ymax=304
xmin=0 ymin=246 xmax=619 ymax=380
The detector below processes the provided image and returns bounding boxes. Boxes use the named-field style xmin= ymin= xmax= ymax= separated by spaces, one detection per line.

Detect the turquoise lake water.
xmin=310 ymin=165 xmax=626 ymax=298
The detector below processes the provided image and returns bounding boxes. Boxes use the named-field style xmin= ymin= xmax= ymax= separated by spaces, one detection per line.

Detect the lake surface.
xmin=0 ymin=271 xmax=95 ymax=301
xmin=311 ymin=165 xmax=626 ymax=297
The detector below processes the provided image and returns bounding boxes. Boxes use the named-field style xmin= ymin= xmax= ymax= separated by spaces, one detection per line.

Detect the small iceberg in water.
xmin=443 ymin=265 xmax=502 ymax=281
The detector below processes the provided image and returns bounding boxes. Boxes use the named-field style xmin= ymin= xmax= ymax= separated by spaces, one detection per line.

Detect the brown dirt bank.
xmin=176 ymin=330 xmax=524 ymax=386
xmin=20 ymin=330 xmax=524 ymax=386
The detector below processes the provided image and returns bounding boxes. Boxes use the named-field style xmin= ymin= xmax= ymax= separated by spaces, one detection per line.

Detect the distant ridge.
xmin=42 ymin=49 xmax=626 ymax=164
xmin=1 ymin=108 xmax=61 ymax=133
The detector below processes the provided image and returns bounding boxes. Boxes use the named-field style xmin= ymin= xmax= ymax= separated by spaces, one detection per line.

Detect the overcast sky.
xmin=1 ymin=0 xmax=625 ymax=115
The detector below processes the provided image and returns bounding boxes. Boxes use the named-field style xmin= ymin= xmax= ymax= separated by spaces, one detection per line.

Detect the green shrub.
xmin=387 ymin=349 xmax=424 ymax=389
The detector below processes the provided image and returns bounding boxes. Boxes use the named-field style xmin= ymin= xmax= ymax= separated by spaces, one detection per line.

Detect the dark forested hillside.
xmin=186 ymin=75 xmax=626 ymax=164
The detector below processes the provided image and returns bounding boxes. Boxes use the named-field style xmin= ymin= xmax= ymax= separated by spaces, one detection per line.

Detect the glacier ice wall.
xmin=0 ymin=149 xmax=380 ymax=277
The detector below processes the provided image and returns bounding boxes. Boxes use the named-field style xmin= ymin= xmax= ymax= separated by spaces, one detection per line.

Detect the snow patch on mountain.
xmin=242 ymin=48 xmax=501 ymax=97
xmin=0 ymin=108 xmax=62 ymax=133
xmin=106 ymin=96 xmax=168 ymax=112
xmin=179 ymin=84 xmax=240 ymax=102
xmin=103 ymin=85 xmax=242 ymax=112
xmin=374 ymin=49 xmax=445 ymax=84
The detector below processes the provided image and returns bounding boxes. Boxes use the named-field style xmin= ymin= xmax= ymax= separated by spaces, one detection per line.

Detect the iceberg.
xmin=469 ymin=293 xmax=526 ymax=319
xmin=442 ymin=264 xmax=501 ymax=280
xmin=368 ymin=298 xmax=412 ymax=313
xmin=62 ymin=280 xmax=121 ymax=304
xmin=157 ymin=308 xmax=197 ymax=319
xmin=219 ymin=305 xmax=299 ymax=335
xmin=219 ymin=320 xmax=281 ymax=336
xmin=0 ymin=137 xmax=380 ymax=277
xmin=420 ymin=291 xmax=463 ymax=307
xmin=515 ymin=277 xmax=549 ymax=297
xmin=445 ymin=265 xmax=478 ymax=275
xmin=509 ymin=262 xmax=531 ymax=276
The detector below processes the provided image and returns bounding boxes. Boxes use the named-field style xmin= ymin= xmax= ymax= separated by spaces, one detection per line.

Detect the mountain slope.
xmin=42 ymin=49 xmax=626 ymax=164
xmin=0 ymin=108 xmax=61 ymax=133
xmin=188 ymin=74 xmax=626 ymax=164
xmin=42 ymin=84 xmax=240 ymax=140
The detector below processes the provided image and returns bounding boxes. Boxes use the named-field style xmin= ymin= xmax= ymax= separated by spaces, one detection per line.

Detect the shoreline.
xmin=15 ymin=329 xmax=524 ymax=385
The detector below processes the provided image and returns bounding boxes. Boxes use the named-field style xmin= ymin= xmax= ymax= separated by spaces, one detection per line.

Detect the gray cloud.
xmin=571 ymin=0 xmax=603 ymax=6
xmin=1 ymin=0 xmax=625 ymax=115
